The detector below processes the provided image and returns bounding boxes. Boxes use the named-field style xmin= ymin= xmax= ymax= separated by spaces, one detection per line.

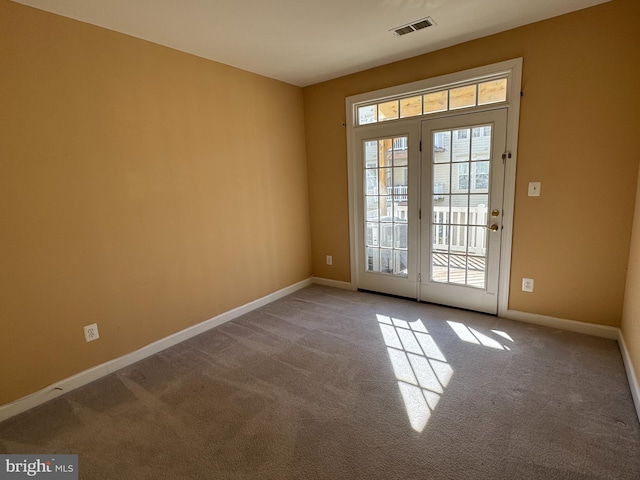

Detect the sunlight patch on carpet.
xmin=447 ymin=321 xmax=514 ymax=350
xmin=377 ymin=314 xmax=453 ymax=432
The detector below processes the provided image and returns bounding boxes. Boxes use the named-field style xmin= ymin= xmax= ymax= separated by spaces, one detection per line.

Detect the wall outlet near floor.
xmin=522 ymin=278 xmax=534 ymax=292
xmin=84 ymin=323 xmax=100 ymax=342
xmin=326 ymin=255 xmax=333 ymax=266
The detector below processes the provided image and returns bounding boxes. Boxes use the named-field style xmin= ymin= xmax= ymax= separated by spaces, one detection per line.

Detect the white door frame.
xmin=346 ymin=58 xmax=522 ymax=316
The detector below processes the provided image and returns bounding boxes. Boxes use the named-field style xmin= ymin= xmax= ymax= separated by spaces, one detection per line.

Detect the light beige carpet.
xmin=1 ymin=285 xmax=639 ymax=479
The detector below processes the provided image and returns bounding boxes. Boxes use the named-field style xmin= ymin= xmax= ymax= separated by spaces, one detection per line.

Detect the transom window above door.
xmin=356 ymin=77 xmax=508 ymax=126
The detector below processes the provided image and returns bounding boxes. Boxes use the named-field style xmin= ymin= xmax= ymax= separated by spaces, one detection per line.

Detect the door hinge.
xmin=418 ymin=273 xmax=421 ymax=282
xmin=419 ymin=140 xmax=422 ymax=152
xmin=502 ymin=152 xmax=512 ymax=163
xmin=419 ymin=208 xmax=421 ymax=220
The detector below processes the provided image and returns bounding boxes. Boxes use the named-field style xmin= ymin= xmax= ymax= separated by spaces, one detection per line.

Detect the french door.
xmin=354 ymin=109 xmax=507 ymax=314
xmin=354 ymin=122 xmax=420 ymax=298
xmin=420 ymin=109 xmax=507 ymax=314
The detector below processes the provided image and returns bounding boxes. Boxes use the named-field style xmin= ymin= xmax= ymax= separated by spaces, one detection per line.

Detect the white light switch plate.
xmin=528 ymin=182 xmax=541 ymax=196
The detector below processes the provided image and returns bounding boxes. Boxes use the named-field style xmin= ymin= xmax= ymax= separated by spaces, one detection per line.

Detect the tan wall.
xmin=0 ymin=1 xmax=311 ymax=405
xmin=304 ymin=0 xmax=640 ymax=327
xmin=622 ymin=174 xmax=640 ymax=385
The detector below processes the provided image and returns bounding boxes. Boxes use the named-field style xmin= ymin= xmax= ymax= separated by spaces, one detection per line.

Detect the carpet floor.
xmin=1 ymin=285 xmax=639 ymax=479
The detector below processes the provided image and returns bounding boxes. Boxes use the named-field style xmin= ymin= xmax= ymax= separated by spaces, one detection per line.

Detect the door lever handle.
xmin=487 ymin=224 xmax=499 ymax=232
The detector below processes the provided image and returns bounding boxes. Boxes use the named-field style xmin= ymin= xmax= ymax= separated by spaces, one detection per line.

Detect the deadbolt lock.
xmin=491 ymin=209 xmax=500 ymax=217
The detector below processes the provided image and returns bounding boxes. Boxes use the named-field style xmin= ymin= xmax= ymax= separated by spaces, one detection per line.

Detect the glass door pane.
xmin=364 ymin=136 xmax=408 ymax=277
xmin=431 ymin=125 xmax=492 ymax=289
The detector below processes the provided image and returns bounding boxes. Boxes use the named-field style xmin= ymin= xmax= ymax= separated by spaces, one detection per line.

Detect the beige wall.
xmin=622 ymin=174 xmax=640 ymax=386
xmin=0 ymin=0 xmax=311 ymax=405
xmin=3 ymin=0 xmax=640 ymax=408
xmin=304 ymin=0 xmax=640 ymax=327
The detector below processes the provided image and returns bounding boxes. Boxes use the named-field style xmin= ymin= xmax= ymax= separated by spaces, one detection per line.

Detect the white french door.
xmin=353 ymin=109 xmax=507 ymax=314
xmin=354 ymin=122 xmax=420 ymax=298
xmin=420 ymin=109 xmax=507 ymax=314
xmin=348 ymin=59 xmax=522 ymax=315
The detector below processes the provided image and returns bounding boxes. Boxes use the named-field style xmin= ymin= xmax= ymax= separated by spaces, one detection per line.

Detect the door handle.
xmin=487 ymin=224 xmax=499 ymax=232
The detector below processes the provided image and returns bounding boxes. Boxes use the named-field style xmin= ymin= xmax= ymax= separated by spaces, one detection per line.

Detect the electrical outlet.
xmin=84 ymin=323 xmax=99 ymax=342
xmin=326 ymin=255 xmax=333 ymax=266
xmin=522 ymin=278 xmax=534 ymax=293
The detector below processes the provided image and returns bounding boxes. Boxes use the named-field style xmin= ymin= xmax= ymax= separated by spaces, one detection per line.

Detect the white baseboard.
xmin=503 ymin=309 xmax=620 ymax=339
xmin=0 ymin=277 xmax=313 ymax=423
xmin=503 ymin=309 xmax=640 ymax=421
xmin=311 ymin=276 xmax=356 ymax=290
xmin=618 ymin=331 xmax=640 ymax=423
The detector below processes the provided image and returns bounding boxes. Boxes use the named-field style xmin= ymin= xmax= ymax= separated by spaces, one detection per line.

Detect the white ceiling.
xmin=14 ymin=0 xmax=610 ymax=87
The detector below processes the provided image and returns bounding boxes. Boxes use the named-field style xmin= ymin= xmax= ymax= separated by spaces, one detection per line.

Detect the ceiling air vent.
xmin=391 ymin=16 xmax=436 ymax=36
